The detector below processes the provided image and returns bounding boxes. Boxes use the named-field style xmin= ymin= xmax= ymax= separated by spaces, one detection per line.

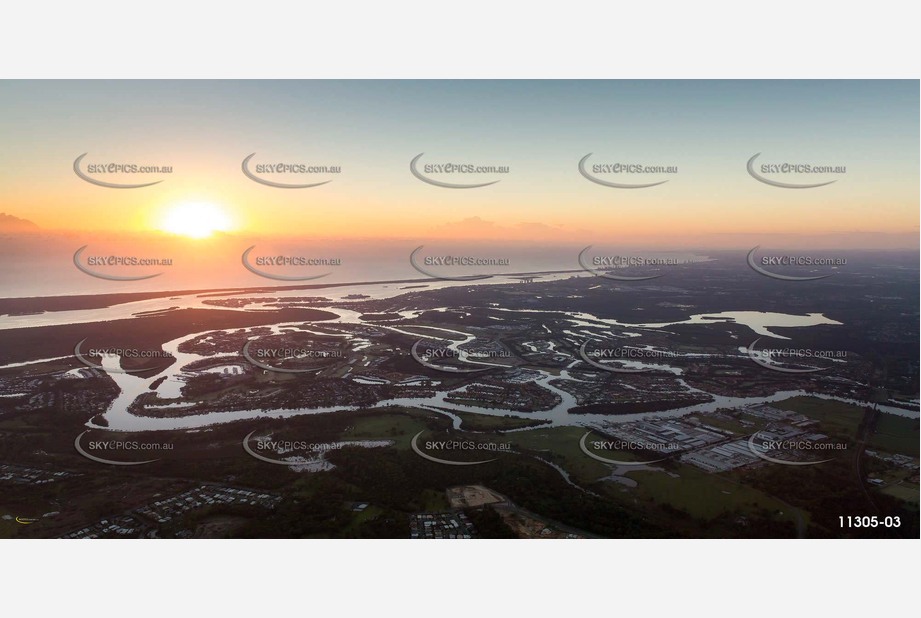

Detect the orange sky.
xmin=1 ymin=80 xmax=917 ymax=246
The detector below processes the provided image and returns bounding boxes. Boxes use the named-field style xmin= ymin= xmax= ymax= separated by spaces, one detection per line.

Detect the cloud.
xmin=0 ymin=213 xmax=40 ymax=233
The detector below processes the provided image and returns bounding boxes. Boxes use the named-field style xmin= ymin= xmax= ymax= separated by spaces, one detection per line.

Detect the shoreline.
xmin=0 ymin=269 xmax=586 ymax=311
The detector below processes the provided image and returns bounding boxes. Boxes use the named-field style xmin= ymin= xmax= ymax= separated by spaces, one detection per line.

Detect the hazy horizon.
xmin=0 ymin=80 xmax=917 ymax=246
xmin=1 ymin=80 xmax=918 ymax=298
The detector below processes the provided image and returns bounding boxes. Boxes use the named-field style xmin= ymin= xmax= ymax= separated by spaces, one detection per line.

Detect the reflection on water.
xmin=10 ymin=277 xmax=907 ymax=433
xmin=495 ymin=308 xmax=842 ymax=340
xmin=0 ymin=273 xmax=580 ymax=331
xmin=635 ymin=311 xmax=842 ymax=339
xmin=95 ymin=324 xmax=918 ymax=433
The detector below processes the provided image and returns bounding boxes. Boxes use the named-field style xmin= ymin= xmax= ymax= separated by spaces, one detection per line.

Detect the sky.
xmin=0 ymin=80 xmax=918 ymax=246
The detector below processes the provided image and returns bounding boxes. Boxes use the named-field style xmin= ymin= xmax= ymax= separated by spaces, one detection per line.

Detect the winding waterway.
xmin=82 ymin=301 xmax=916 ymax=433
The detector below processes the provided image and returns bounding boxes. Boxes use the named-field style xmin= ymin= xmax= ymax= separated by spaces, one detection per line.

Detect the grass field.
xmin=691 ymin=413 xmax=764 ymax=435
xmin=505 ymin=426 xmax=611 ymax=481
xmin=878 ymin=483 xmax=920 ymax=505
xmin=341 ymin=504 xmax=388 ymax=535
xmin=500 ymin=424 xmax=806 ymax=530
xmin=772 ymin=396 xmax=918 ymax=458
xmin=453 ymin=411 xmax=549 ymax=432
xmin=629 ymin=464 xmax=805 ymax=526
xmin=869 ymin=414 xmax=920 ymax=457
xmin=773 ymin=396 xmax=866 ymax=438
xmin=341 ymin=410 xmax=438 ymax=450
xmin=418 ymin=489 xmax=451 ymax=511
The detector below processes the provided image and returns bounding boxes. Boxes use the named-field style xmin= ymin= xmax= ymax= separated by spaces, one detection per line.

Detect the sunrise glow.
xmin=158 ymin=202 xmax=232 ymax=239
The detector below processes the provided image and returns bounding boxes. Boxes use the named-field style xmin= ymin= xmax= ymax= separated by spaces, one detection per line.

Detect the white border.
xmin=1 ymin=1 xmax=919 ymax=78
xmin=1 ymin=1 xmax=918 ymax=616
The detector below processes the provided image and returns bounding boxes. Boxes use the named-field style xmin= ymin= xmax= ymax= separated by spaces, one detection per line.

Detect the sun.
xmin=158 ymin=202 xmax=232 ymax=238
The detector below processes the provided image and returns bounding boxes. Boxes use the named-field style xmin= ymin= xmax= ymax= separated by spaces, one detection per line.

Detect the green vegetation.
xmin=869 ymin=414 xmax=920 ymax=457
xmin=418 ymin=489 xmax=450 ymax=511
xmin=506 ymin=426 xmax=611 ymax=481
xmin=878 ymin=483 xmax=920 ymax=505
xmin=341 ymin=409 xmax=439 ymax=450
xmin=453 ymin=411 xmax=549 ymax=432
xmin=692 ymin=413 xmax=763 ymax=435
xmin=774 ymin=396 xmax=866 ymax=438
xmin=465 ymin=506 xmax=517 ymax=538
xmin=743 ymin=457 xmax=917 ymax=538
xmin=630 ymin=464 xmax=803 ymax=525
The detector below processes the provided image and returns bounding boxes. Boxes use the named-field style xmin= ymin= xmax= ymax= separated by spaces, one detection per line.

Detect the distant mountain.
xmin=0 ymin=213 xmax=39 ymax=233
